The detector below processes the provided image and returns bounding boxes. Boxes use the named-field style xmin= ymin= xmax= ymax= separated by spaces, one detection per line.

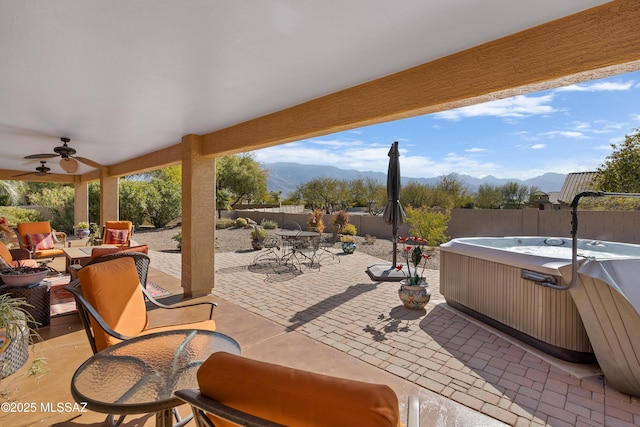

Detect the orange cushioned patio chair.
xmin=15 ymin=221 xmax=67 ymax=273
xmin=176 ymin=352 xmax=420 ymax=427
xmin=102 ymin=220 xmax=133 ymax=247
xmin=65 ymin=255 xmax=217 ymax=354
xmin=0 ymin=241 xmax=38 ymax=270
xmin=67 ymin=244 xmax=149 ymax=281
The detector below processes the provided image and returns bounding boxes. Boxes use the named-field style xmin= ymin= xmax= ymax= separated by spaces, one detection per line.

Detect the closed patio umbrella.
xmin=366 ymin=141 xmax=406 ymax=281
xmin=382 ymin=141 xmax=405 ymax=267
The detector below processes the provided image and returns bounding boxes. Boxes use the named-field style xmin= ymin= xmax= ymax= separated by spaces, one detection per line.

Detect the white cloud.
xmin=631 ymin=113 xmax=640 ymax=122
xmin=433 ymin=94 xmax=555 ymax=121
xmin=556 ymin=81 xmax=635 ymax=92
xmin=530 ymin=144 xmax=546 ymax=149
xmin=465 ymin=147 xmax=487 ymax=153
xmin=541 ymin=131 xmax=588 ymax=139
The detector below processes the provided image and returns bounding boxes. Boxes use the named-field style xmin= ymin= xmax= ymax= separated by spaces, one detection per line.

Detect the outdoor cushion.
xmin=0 ymin=254 xmax=10 ymax=270
xmin=0 ymin=243 xmax=13 ymax=266
xmin=90 ymin=244 xmax=149 ymax=260
xmin=78 ymin=257 xmax=148 ymax=352
xmin=197 ymin=352 xmax=402 ymax=427
xmin=26 ymin=232 xmax=55 ymax=250
xmin=104 ymin=228 xmax=129 ymax=245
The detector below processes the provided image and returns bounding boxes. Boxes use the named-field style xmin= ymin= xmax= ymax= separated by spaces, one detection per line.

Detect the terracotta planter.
xmin=398 ymin=280 xmax=431 ymax=310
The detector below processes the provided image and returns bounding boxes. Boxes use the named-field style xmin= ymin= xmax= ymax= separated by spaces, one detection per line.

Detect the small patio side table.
xmin=70 ymin=329 xmax=241 ymax=427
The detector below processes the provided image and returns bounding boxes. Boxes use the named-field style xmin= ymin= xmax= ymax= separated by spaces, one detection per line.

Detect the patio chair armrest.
xmin=175 ymin=389 xmax=287 ymax=427
xmin=142 ymin=290 xmax=217 ymax=319
xmin=52 ymin=229 xmax=67 ymax=245
xmin=64 ymin=279 xmax=136 ymax=342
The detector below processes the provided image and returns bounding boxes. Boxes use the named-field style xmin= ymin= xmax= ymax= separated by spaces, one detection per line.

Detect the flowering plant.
xmin=396 ymin=237 xmax=432 ymax=286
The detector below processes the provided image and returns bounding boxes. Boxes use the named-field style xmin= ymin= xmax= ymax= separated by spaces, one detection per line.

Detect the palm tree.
xmin=0 ymin=180 xmax=25 ymax=206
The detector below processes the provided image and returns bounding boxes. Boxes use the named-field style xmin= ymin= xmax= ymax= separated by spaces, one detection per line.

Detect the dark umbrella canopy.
xmin=382 ymin=141 xmax=405 ymax=267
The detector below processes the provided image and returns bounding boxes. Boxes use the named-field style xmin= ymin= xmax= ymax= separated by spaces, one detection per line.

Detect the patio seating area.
xmin=3 ymin=244 xmax=640 ymax=426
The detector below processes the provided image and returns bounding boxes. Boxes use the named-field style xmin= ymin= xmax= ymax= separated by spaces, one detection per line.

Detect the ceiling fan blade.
xmin=59 ymin=157 xmax=78 ymax=173
xmin=12 ymin=171 xmax=36 ymax=178
xmin=73 ymin=156 xmax=106 ymax=170
xmin=25 ymin=153 xmax=58 ymax=159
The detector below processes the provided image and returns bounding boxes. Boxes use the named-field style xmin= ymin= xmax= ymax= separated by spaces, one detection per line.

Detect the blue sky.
xmin=251 ymin=70 xmax=640 ymax=180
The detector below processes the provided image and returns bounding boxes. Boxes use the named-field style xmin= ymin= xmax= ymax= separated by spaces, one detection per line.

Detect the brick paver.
xmin=148 ymin=247 xmax=640 ymax=426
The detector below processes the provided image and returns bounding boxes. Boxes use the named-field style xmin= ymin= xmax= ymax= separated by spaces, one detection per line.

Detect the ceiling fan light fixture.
xmin=60 ymin=157 xmax=78 ymax=173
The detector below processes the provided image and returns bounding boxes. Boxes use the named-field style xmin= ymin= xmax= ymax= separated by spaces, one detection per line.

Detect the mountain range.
xmin=263 ymin=162 xmax=567 ymax=196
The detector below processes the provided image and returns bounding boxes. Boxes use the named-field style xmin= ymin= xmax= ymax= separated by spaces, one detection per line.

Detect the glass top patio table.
xmin=71 ymin=329 xmax=240 ymax=427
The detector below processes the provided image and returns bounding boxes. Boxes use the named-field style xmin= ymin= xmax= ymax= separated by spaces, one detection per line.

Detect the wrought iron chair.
xmin=176 ymin=352 xmax=420 ymax=427
xmin=315 ymin=224 xmax=341 ymax=267
xmin=252 ymin=235 xmax=281 ymax=265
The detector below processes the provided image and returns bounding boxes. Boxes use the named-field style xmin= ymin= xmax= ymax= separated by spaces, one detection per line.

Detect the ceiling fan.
xmin=24 ymin=137 xmax=104 ymax=173
xmin=12 ymin=160 xmax=52 ymax=177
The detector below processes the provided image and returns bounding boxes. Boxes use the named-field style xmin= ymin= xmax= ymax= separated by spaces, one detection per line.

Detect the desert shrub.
xmin=307 ymin=209 xmax=325 ymax=233
xmin=172 ymin=231 xmax=182 ymax=250
xmin=146 ymin=178 xmax=182 ymax=228
xmin=405 ymin=207 xmax=450 ymax=246
xmin=330 ymin=210 xmax=350 ymax=233
xmin=339 ymin=235 xmax=355 ymax=243
xmin=260 ymin=219 xmax=278 ymax=229
xmin=216 ymin=218 xmax=235 ymax=229
xmin=341 ymin=223 xmax=357 ymax=236
xmin=235 ymin=217 xmax=247 ymax=228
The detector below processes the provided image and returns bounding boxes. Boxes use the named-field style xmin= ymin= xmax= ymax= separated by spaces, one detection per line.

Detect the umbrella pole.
xmin=391 ymin=225 xmax=397 ymax=268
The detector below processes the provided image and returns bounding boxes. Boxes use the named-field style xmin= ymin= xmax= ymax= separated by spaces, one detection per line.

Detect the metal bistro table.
xmin=275 ymin=230 xmax=321 ymax=271
xmin=71 ymin=329 xmax=241 ymax=427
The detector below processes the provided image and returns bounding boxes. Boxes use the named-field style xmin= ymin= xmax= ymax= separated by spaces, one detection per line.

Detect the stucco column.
xmin=181 ymin=134 xmax=216 ymax=297
xmin=99 ymin=172 xmax=119 ymax=226
xmin=73 ymin=181 xmax=89 ymax=228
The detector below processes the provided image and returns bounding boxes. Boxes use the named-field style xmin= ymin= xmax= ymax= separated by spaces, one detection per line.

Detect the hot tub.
xmin=440 ymin=236 xmax=640 ymax=396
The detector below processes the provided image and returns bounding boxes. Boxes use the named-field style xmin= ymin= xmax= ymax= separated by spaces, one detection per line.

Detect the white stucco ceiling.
xmin=0 ymin=1 xmax=613 ymax=175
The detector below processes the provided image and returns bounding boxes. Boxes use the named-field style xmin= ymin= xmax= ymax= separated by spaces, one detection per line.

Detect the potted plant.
xmin=339 ymin=235 xmax=357 ymax=254
xmin=0 ymin=263 xmax=49 ymax=288
xmin=395 ymin=237 xmax=432 ymax=310
xmin=87 ymin=222 xmax=102 ymax=246
xmin=339 ymin=223 xmax=357 ymax=254
xmin=250 ymin=225 xmax=267 ymax=250
xmin=0 ymin=294 xmax=41 ymax=379
xmin=75 ymin=221 xmax=90 ymax=238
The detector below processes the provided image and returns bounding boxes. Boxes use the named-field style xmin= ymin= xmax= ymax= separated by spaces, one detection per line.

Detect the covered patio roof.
xmin=1 ymin=1 xmax=639 ymax=294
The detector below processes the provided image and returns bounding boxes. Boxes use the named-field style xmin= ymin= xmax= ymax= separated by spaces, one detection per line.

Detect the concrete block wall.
xmin=235 ymin=208 xmax=640 ymax=245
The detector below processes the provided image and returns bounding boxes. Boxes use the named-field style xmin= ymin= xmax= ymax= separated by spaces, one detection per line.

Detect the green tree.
xmin=595 ymin=128 xmax=640 ymax=193
xmin=400 ymin=181 xmax=431 ymax=208
xmin=0 ymin=181 xmax=26 ymax=206
xmin=118 ymin=180 xmax=149 ymax=227
xmin=27 ymin=185 xmax=75 ymax=232
xmin=404 ymin=206 xmax=450 ymax=246
xmin=501 ymin=181 xmax=530 ymax=208
xmin=216 ymin=155 xmax=268 ymax=206
xmin=475 ymin=183 xmax=502 ymax=209
xmin=145 ymin=178 xmax=181 ymax=228
xmin=299 ymin=177 xmax=343 ymax=210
